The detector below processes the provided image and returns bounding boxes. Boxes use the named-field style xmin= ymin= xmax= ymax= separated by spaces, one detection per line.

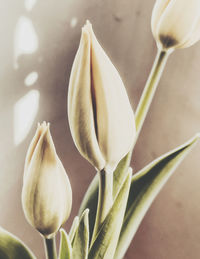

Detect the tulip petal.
xmin=85 ymin=22 xmax=135 ymax=172
xmin=156 ymin=0 xmax=200 ymax=49
xmin=68 ymin=27 xmax=105 ymax=171
xmin=24 ymin=122 xmax=45 ymax=178
xmin=182 ymin=18 xmax=200 ymax=48
xmin=151 ymin=0 xmax=171 ymax=38
xmin=22 ymin=123 xmax=72 ymax=237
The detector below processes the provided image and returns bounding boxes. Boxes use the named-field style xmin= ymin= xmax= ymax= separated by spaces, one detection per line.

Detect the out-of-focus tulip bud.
xmin=68 ymin=21 xmax=136 ymax=173
xmin=151 ymin=0 xmax=200 ymax=50
xmin=22 ymin=122 xmax=72 ymax=238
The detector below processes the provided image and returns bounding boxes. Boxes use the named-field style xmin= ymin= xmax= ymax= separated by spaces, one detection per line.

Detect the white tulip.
xmin=68 ymin=21 xmax=136 ymax=173
xmin=151 ymin=0 xmax=200 ymax=50
xmin=22 ymin=122 xmax=72 ymax=238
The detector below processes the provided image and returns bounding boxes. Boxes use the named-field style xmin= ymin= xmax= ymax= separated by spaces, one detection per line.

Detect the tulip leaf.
xmin=112 ymin=152 xmax=132 ymax=198
xmin=59 ymin=229 xmax=72 ymax=259
xmin=78 ymin=175 xmax=98 ymax=239
xmin=72 ymin=209 xmax=89 ymax=259
xmin=69 ymin=216 xmax=79 ymax=243
xmin=114 ymin=134 xmax=199 ymax=259
xmin=0 ymin=227 xmax=36 ymax=259
xmin=88 ymin=171 xmax=132 ymax=259
xmin=78 ymin=152 xmax=131 ymax=239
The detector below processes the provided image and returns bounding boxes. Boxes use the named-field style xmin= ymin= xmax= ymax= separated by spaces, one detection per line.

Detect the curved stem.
xmin=135 ymin=48 xmax=171 ymax=141
xmin=91 ymin=169 xmax=113 ymax=245
xmin=44 ymin=236 xmax=57 ymax=259
xmin=113 ymin=48 xmax=172 ymax=200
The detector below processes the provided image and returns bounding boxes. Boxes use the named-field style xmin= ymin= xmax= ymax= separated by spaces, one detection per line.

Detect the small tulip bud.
xmin=22 ymin=122 xmax=72 ymax=238
xmin=151 ymin=0 xmax=200 ymax=50
xmin=68 ymin=21 xmax=136 ymax=172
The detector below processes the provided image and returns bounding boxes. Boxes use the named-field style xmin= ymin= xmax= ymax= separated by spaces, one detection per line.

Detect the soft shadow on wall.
xmin=1 ymin=0 xmax=200 ymax=259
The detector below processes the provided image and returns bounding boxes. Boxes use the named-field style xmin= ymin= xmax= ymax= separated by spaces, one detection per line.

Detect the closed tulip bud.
xmin=68 ymin=21 xmax=136 ymax=173
xmin=22 ymin=122 xmax=72 ymax=238
xmin=151 ymin=0 xmax=200 ymax=50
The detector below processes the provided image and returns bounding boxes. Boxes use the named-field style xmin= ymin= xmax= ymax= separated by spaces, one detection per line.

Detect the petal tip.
xmin=82 ymin=20 xmax=93 ymax=34
xmin=40 ymin=121 xmax=49 ymax=131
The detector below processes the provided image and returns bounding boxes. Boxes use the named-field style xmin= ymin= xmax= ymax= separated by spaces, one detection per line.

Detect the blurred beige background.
xmin=1 ymin=0 xmax=200 ymax=258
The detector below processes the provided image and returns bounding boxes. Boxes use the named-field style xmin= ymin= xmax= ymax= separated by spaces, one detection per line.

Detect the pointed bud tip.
xmin=40 ymin=121 xmax=50 ymax=130
xmin=86 ymin=19 xmax=92 ymax=27
xmin=82 ymin=20 xmax=93 ymax=34
xmin=41 ymin=121 xmax=47 ymax=127
xmin=36 ymin=121 xmax=51 ymax=138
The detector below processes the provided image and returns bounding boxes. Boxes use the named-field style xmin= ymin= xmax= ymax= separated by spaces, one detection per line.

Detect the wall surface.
xmin=1 ymin=0 xmax=200 ymax=258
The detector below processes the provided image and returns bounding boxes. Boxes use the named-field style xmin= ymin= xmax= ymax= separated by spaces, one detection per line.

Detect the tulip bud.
xmin=68 ymin=21 xmax=136 ymax=172
xmin=151 ymin=0 xmax=200 ymax=50
xmin=22 ymin=122 xmax=72 ymax=238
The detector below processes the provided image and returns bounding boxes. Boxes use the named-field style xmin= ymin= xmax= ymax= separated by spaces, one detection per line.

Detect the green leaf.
xmin=78 ymin=176 xmax=98 ymax=240
xmin=72 ymin=209 xmax=89 ymax=259
xmin=59 ymin=229 xmax=72 ymax=259
xmin=114 ymin=134 xmax=199 ymax=259
xmin=78 ymin=152 xmax=131 ymax=239
xmin=88 ymin=170 xmax=132 ymax=259
xmin=69 ymin=216 xmax=79 ymax=244
xmin=113 ymin=152 xmax=132 ymax=198
xmin=0 ymin=227 xmax=36 ymax=259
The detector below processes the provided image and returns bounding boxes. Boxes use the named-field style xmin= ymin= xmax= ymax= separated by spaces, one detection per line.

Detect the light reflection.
xmin=24 ymin=71 xmax=38 ymax=87
xmin=14 ymin=16 xmax=38 ymax=68
xmin=70 ymin=17 xmax=78 ymax=28
xmin=25 ymin=0 xmax=37 ymax=11
xmin=14 ymin=90 xmax=39 ymax=146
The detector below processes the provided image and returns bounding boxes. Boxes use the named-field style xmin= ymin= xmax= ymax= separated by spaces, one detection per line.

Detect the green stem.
xmin=135 ymin=48 xmax=172 ymax=141
xmin=91 ymin=169 xmax=113 ymax=245
xmin=113 ymin=48 xmax=171 ymax=199
xmin=44 ymin=236 xmax=57 ymax=259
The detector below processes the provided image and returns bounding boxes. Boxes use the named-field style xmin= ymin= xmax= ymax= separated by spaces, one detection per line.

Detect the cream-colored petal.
xmin=180 ymin=18 xmax=200 ymax=48
xmin=56 ymin=158 xmax=72 ymax=225
xmin=151 ymin=0 xmax=171 ymax=38
xmin=24 ymin=122 xmax=48 ymax=180
xmin=68 ymin=26 xmax=105 ymax=171
xmin=156 ymin=0 xmax=200 ymax=49
xmin=22 ymin=126 xmax=72 ymax=237
xmin=24 ymin=122 xmax=42 ymax=175
xmin=85 ymin=22 xmax=136 ymax=172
